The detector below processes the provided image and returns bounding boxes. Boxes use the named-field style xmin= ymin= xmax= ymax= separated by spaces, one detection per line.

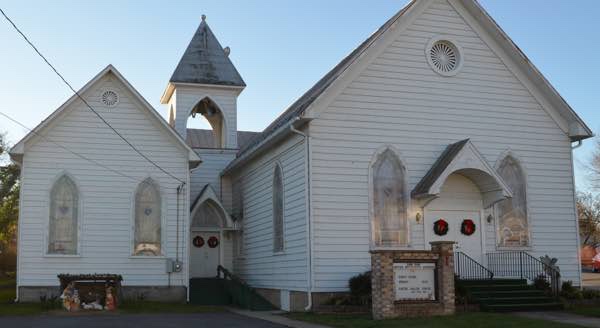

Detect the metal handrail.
xmin=455 ymin=252 xmax=494 ymax=280
xmin=486 ymin=251 xmax=561 ymax=297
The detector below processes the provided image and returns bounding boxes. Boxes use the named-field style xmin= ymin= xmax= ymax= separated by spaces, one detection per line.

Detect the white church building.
xmin=10 ymin=0 xmax=591 ymax=311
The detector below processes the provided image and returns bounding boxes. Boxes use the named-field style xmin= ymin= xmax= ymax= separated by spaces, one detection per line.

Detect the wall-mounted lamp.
xmin=415 ymin=212 xmax=422 ymax=224
xmin=486 ymin=214 xmax=494 ymax=224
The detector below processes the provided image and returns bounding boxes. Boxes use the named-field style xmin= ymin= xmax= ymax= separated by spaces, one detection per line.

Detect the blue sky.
xmin=1 ymin=0 xmax=598 ymax=189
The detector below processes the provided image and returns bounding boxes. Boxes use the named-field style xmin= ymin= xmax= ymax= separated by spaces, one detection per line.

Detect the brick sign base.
xmin=370 ymin=241 xmax=455 ymax=319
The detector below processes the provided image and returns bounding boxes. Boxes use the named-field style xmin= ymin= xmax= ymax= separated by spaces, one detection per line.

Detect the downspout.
xmin=290 ymin=120 xmax=313 ymax=311
xmin=571 ymin=139 xmax=583 ymax=288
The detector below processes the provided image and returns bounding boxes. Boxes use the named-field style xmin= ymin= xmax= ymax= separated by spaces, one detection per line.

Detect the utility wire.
xmin=0 ymin=111 xmax=144 ymax=184
xmin=0 ymin=7 xmax=185 ymax=184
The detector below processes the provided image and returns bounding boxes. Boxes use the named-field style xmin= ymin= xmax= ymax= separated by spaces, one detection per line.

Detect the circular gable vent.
xmin=101 ymin=90 xmax=119 ymax=107
xmin=426 ymin=37 xmax=463 ymax=76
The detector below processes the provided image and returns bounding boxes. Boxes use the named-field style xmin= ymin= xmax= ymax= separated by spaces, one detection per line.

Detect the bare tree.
xmin=578 ymin=192 xmax=600 ymax=247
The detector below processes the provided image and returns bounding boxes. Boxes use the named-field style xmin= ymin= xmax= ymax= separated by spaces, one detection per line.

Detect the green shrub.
xmin=324 ymin=271 xmax=372 ymax=307
xmin=560 ymin=280 xmax=583 ymax=300
xmin=582 ymin=289 xmax=600 ymax=300
xmin=348 ymin=271 xmax=371 ymax=300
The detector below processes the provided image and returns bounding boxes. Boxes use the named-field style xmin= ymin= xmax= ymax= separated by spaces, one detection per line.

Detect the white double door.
xmin=426 ymin=210 xmax=483 ymax=262
xmin=190 ymin=231 xmax=221 ymax=278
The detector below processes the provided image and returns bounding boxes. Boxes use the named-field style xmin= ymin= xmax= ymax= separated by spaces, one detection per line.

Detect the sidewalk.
xmin=515 ymin=311 xmax=600 ymax=328
xmin=228 ymin=308 xmax=330 ymax=328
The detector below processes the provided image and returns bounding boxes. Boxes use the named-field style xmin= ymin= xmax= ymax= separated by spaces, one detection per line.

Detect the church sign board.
xmin=393 ymin=262 xmax=436 ymax=301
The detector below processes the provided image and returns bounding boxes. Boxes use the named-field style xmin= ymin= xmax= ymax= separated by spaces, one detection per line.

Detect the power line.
xmin=0 ymin=111 xmax=144 ymax=184
xmin=0 ymin=7 xmax=185 ymax=184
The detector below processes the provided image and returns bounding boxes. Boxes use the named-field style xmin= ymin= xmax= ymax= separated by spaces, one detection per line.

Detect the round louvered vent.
xmin=426 ymin=37 xmax=463 ymax=76
xmin=101 ymin=90 xmax=119 ymax=107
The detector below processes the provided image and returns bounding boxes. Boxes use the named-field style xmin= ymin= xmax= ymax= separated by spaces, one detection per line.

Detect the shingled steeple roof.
xmin=170 ymin=15 xmax=245 ymax=87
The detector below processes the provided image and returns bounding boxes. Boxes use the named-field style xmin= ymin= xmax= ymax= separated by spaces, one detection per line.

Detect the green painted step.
xmin=189 ymin=278 xmax=231 ymax=305
xmin=466 ymin=284 xmax=533 ymax=292
xmin=458 ymin=279 xmax=562 ymax=313
xmin=476 ymin=296 xmax=556 ymax=305
xmin=469 ymin=289 xmax=546 ymax=298
xmin=481 ymin=302 xmax=564 ymax=312
xmin=458 ymin=279 xmax=527 ymax=286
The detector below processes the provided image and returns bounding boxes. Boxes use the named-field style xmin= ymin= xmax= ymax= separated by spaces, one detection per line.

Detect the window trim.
xmin=44 ymin=172 xmax=82 ymax=257
xmin=493 ymin=150 xmax=532 ymax=250
xmin=272 ymin=162 xmax=285 ymax=254
xmin=130 ymin=176 xmax=166 ymax=257
xmin=368 ymin=145 xmax=411 ymax=250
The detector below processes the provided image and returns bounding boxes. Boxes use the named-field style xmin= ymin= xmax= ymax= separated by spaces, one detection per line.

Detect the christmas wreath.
xmin=207 ymin=236 xmax=219 ymax=248
xmin=192 ymin=236 xmax=204 ymax=248
xmin=433 ymin=219 xmax=449 ymax=236
xmin=461 ymin=219 xmax=476 ymax=236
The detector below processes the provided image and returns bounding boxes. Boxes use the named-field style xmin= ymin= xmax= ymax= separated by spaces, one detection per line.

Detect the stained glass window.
xmin=372 ymin=149 xmax=408 ymax=247
xmin=273 ymin=164 xmax=284 ymax=252
xmin=496 ymin=155 xmax=529 ymax=247
xmin=192 ymin=200 xmax=224 ymax=228
xmin=134 ymin=178 xmax=162 ymax=256
xmin=48 ymin=175 xmax=78 ymax=254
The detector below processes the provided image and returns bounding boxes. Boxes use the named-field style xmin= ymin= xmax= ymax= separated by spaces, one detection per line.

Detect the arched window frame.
xmin=494 ymin=150 xmax=531 ymax=249
xmin=272 ymin=162 xmax=285 ymax=253
xmin=368 ymin=146 xmax=410 ymax=249
xmin=191 ymin=199 xmax=225 ymax=228
xmin=131 ymin=177 xmax=165 ymax=257
xmin=187 ymin=95 xmax=229 ymax=148
xmin=46 ymin=172 xmax=81 ymax=256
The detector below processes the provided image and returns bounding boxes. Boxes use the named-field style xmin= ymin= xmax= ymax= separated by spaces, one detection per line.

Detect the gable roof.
xmin=412 ymin=139 xmax=470 ymax=197
xmin=169 ymin=16 xmax=245 ymax=87
xmin=10 ymin=65 xmax=201 ymax=166
xmin=233 ymin=0 xmax=591 ymax=164
xmin=412 ymin=139 xmax=513 ymax=208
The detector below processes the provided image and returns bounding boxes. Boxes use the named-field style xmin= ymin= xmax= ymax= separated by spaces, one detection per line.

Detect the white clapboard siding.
xmin=190 ymin=149 xmax=237 ymax=202
xmin=18 ymin=72 xmax=190 ymax=288
xmin=169 ymin=86 xmax=238 ymax=148
xmin=232 ymin=134 xmax=308 ymax=291
xmin=309 ymin=0 xmax=580 ymax=291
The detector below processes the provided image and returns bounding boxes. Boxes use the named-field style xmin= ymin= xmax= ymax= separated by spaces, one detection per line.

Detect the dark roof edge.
xmin=411 ymin=139 xmax=470 ymax=197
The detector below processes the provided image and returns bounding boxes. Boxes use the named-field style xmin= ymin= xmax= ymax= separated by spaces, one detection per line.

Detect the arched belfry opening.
xmin=187 ymin=97 xmax=226 ymax=148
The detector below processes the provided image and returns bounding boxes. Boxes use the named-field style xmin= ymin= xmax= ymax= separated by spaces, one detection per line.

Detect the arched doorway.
xmin=425 ymin=173 xmax=484 ymax=261
xmin=190 ymin=199 xmax=225 ymax=278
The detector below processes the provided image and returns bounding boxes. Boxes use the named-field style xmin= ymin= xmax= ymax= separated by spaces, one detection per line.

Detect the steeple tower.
xmin=161 ymin=15 xmax=245 ymax=147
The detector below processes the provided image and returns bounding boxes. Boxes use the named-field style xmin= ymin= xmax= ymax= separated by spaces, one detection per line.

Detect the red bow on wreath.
xmin=193 ymin=236 xmax=204 ymax=248
xmin=461 ymin=219 xmax=476 ymax=236
xmin=433 ymin=219 xmax=449 ymax=236
xmin=207 ymin=236 xmax=219 ymax=248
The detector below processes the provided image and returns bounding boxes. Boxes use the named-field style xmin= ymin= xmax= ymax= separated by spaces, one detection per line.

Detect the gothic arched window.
xmin=48 ymin=175 xmax=79 ymax=254
xmin=496 ymin=155 xmax=529 ymax=247
xmin=273 ymin=164 xmax=284 ymax=252
xmin=134 ymin=178 xmax=162 ymax=256
xmin=372 ymin=149 xmax=408 ymax=247
xmin=192 ymin=200 xmax=224 ymax=228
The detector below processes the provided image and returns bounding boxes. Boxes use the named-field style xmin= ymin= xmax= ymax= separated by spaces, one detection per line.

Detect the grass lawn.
xmin=0 ymin=276 xmax=223 ymax=316
xmin=287 ymin=312 xmax=582 ymax=328
xmin=565 ymin=304 xmax=600 ymax=318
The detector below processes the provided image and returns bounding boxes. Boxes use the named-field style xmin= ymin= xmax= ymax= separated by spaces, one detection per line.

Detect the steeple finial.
xmin=201 ymin=14 xmax=206 ymax=22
